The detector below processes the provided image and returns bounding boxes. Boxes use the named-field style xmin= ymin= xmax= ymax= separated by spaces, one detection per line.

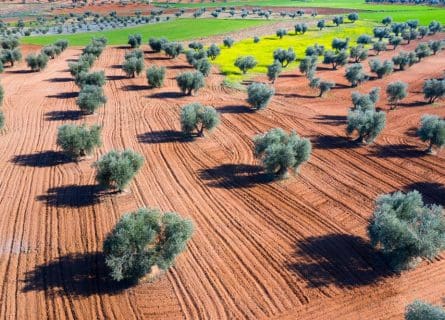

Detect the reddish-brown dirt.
xmin=0 ymin=33 xmax=444 ymax=319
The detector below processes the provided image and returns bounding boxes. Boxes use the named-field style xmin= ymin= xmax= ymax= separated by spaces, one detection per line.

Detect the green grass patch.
xmin=155 ymin=0 xmax=445 ymax=24
xmin=21 ymin=18 xmax=273 ymax=46
xmin=213 ymin=20 xmax=376 ymax=82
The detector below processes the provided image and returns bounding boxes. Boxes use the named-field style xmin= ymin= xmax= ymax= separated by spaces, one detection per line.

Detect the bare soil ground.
xmin=0 ymin=33 xmax=444 ymax=319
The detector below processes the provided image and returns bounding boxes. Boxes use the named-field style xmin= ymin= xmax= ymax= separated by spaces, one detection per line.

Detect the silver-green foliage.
xmin=176 ymin=71 xmax=205 ymax=96
xmin=405 ymin=300 xmax=445 ymax=320
xmin=347 ymin=108 xmax=386 ymax=143
xmin=247 ymin=82 xmax=274 ymax=110
xmin=103 ymin=208 xmax=194 ymax=282
xmin=386 ymin=80 xmax=408 ymax=109
xmin=369 ymin=190 xmax=445 ymax=271
xmin=417 ymin=114 xmax=445 ymax=153
xmin=94 ymin=149 xmax=144 ymax=191
xmin=234 ymin=55 xmax=257 ymax=74
xmin=253 ymin=128 xmax=311 ymax=178
xmin=56 ymin=124 xmax=102 ymax=158
xmin=146 ymin=65 xmax=166 ymax=88
xmin=76 ymin=85 xmax=107 ymax=114
xmin=180 ymin=103 xmax=219 ymax=137
xmin=25 ymin=53 xmax=49 ymax=72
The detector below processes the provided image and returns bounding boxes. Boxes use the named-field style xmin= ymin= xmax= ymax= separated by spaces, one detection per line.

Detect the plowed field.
xmin=0 ymin=33 xmax=444 ymax=319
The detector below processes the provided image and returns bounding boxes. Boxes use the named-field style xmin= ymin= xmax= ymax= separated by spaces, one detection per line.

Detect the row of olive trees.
xmin=26 ymin=40 xmax=70 ymax=72
xmin=0 ymin=36 xmax=22 ymax=69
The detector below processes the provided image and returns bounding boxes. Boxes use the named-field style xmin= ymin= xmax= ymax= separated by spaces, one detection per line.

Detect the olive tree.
xmin=356 ymin=34 xmax=373 ymax=45
xmin=206 ymin=43 xmax=220 ymax=60
xmin=253 ymin=128 xmax=311 ymax=178
xmin=305 ymin=44 xmax=325 ymax=57
xmin=351 ymin=87 xmax=381 ymax=111
xmin=25 ymin=53 xmax=49 ymax=72
xmin=276 ymin=28 xmax=287 ymax=39
xmin=418 ymin=26 xmax=429 ymax=39
xmin=122 ymin=57 xmax=144 ymax=78
xmin=267 ymin=61 xmax=282 ymax=83
xmin=392 ymin=51 xmax=417 ymax=70
xmin=234 ymin=56 xmax=257 ymax=74
xmin=345 ymin=63 xmax=368 ymax=87
xmin=402 ymin=29 xmax=419 ymax=44
xmin=128 ymin=34 xmax=142 ymax=48
xmin=54 ymin=39 xmax=69 ymax=51
xmin=348 ymin=12 xmax=359 ymax=23
xmin=323 ymin=50 xmax=348 ymax=70
xmin=103 ymin=208 xmax=194 ymax=282
xmin=423 ymin=79 xmax=445 ymax=103
xmin=176 ymin=71 xmax=205 ymax=96
xmin=294 ymin=23 xmax=308 ymax=34
xmin=56 ymin=124 xmax=102 ymax=159
xmin=146 ymin=65 xmax=166 ymax=88
xmin=349 ymin=45 xmax=368 ymax=63
xmin=331 ymin=38 xmax=349 ymax=52
xmin=417 ymin=114 xmax=445 ymax=154
xmin=299 ymin=55 xmax=317 ymax=77
xmin=188 ymin=41 xmax=203 ymax=51
xmin=180 ymin=103 xmax=219 ymax=137
xmin=75 ymin=71 xmax=106 ymax=87
xmin=223 ymin=37 xmax=235 ymax=48
xmin=42 ymin=45 xmax=61 ymax=59
xmin=405 ymin=300 xmax=445 ymax=320
xmin=428 ymin=40 xmax=444 ymax=55
xmin=428 ymin=20 xmax=442 ymax=34
xmin=148 ymin=37 xmax=168 ymax=52
xmin=0 ymin=48 xmax=22 ymax=66
xmin=373 ymin=27 xmax=390 ymax=41
xmin=94 ymin=149 xmax=144 ymax=191
xmin=0 ymin=110 xmax=4 ymax=130
xmin=382 ymin=16 xmax=393 ymax=26
xmin=389 ymin=36 xmax=403 ymax=50
xmin=368 ymin=190 xmax=445 ymax=270
xmin=76 ymin=85 xmax=107 ymax=114
xmin=309 ymin=77 xmax=335 ymax=97
xmin=414 ymin=43 xmax=432 ymax=61
xmin=386 ymin=81 xmax=408 ymax=110
xmin=0 ymin=84 xmax=3 ymax=106
xmin=193 ymin=58 xmax=211 ymax=77
xmin=185 ymin=49 xmax=207 ymax=66
xmin=369 ymin=59 xmax=393 ymax=79
xmin=372 ymin=41 xmax=387 ymax=55
xmin=346 ymin=108 xmax=386 ymax=143
xmin=247 ymin=82 xmax=274 ymax=110
xmin=317 ymin=19 xmax=325 ymax=30
xmin=332 ymin=16 xmax=344 ymax=27
xmin=273 ymin=48 xmax=296 ymax=67
xmin=163 ymin=42 xmax=183 ymax=59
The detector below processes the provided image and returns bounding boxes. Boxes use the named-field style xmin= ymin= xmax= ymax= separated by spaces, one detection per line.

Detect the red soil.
xmin=0 ymin=33 xmax=444 ymax=319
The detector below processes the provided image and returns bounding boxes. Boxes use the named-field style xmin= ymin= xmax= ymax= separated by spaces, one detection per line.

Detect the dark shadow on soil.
xmin=311 ymin=135 xmax=359 ymax=149
xmin=167 ymin=65 xmax=192 ymax=70
xmin=216 ymin=105 xmax=253 ymax=114
xmin=45 ymin=77 xmax=73 ymax=83
xmin=121 ymin=84 xmax=150 ymax=91
xmin=149 ymin=56 xmax=171 ymax=61
xmin=11 ymin=151 xmax=72 ymax=167
xmin=46 ymin=92 xmax=79 ymax=99
xmin=316 ymin=66 xmax=334 ymax=71
xmin=405 ymin=127 xmax=418 ymax=137
xmin=403 ymin=182 xmax=445 ymax=206
xmin=6 ymin=69 xmax=34 ymax=74
xmin=398 ymin=101 xmax=429 ymax=108
xmin=22 ymin=252 xmax=134 ymax=297
xmin=107 ymin=75 xmax=127 ymax=81
xmin=333 ymin=83 xmax=350 ymax=89
xmin=313 ymin=115 xmax=347 ymax=126
xmin=198 ymin=164 xmax=273 ymax=189
xmin=45 ymin=110 xmax=83 ymax=121
xmin=110 ymin=64 xmax=122 ymax=69
xmin=36 ymin=184 xmax=103 ymax=208
xmin=149 ymin=91 xmax=183 ymax=99
xmin=137 ymin=130 xmax=191 ymax=144
xmin=288 ymin=234 xmax=393 ymax=289
xmin=277 ymin=92 xmax=315 ymax=99
xmin=279 ymin=74 xmax=302 ymax=78
xmin=369 ymin=144 xmax=425 ymax=158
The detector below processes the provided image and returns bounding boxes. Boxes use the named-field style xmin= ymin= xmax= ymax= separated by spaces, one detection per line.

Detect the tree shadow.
xmin=313 ymin=115 xmax=347 ymax=126
xmin=403 ymin=182 xmax=445 ymax=206
xmin=106 ymin=75 xmax=127 ymax=81
xmin=6 ymin=69 xmax=34 ymax=74
xmin=110 ymin=64 xmax=122 ymax=69
xmin=311 ymin=135 xmax=358 ymax=149
xmin=198 ymin=164 xmax=273 ymax=189
xmin=121 ymin=84 xmax=150 ymax=91
xmin=45 ymin=77 xmax=73 ymax=83
xmin=36 ymin=185 xmax=103 ymax=208
xmin=333 ymin=83 xmax=350 ymax=89
xmin=149 ymin=91 xmax=183 ymax=99
xmin=316 ymin=66 xmax=333 ymax=71
xmin=398 ymin=101 xmax=428 ymax=108
xmin=149 ymin=56 xmax=170 ymax=61
xmin=277 ymin=92 xmax=315 ymax=99
xmin=46 ymin=92 xmax=78 ymax=99
xmin=22 ymin=252 xmax=133 ymax=297
xmin=216 ymin=105 xmax=252 ymax=114
xmin=369 ymin=144 xmax=425 ymax=158
xmin=137 ymin=130 xmax=191 ymax=144
xmin=405 ymin=127 xmax=418 ymax=137
xmin=45 ymin=110 xmax=83 ymax=121
xmin=288 ymin=234 xmax=393 ymax=289
xmin=168 ymin=65 xmax=192 ymax=70
xmin=11 ymin=151 xmax=72 ymax=167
